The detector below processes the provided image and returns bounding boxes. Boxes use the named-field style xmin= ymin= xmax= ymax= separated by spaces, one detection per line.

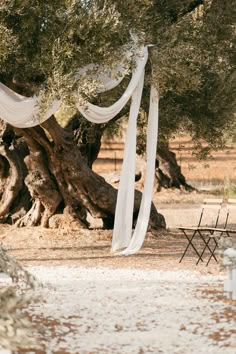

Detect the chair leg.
xmin=179 ymin=230 xmax=204 ymax=263
xmin=196 ymin=237 xmax=216 ymax=265
xmin=205 ymin=238 xmax=219 ymax=265
xmin=197 ymin=231 xmax=218 ymax=265
xmin=206 ymin=234 xmax=230 ymax=266
xmin=196 ymin=239 xmax=209 ymax=265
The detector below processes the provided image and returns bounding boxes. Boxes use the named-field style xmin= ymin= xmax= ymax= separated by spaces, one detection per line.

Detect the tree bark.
xmin=0 ymin=117 xmax=166 ymax=230
xmin=66 ymin=114 xmax=105 ymax=168
xmin=0 ymin=123 xmax=31 ymax=223
xmin=155 ymin=144 xmax=194 ymax=192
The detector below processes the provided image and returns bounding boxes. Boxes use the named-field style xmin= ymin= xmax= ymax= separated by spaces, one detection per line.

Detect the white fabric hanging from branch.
xmin=112 ymin=70 xmax=145 ymax=251
xmin=0 ymin=46 xmax=159 ymax=256
xmin=0 ymin=82 xmax=61 ymax=128
xmin=76 ymin=47 xmax=148 ymax=123
xmin=117 ymin=86 xmax=159 ymax=255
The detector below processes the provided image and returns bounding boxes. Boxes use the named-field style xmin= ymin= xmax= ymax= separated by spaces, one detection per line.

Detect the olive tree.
xmin=0 ymin=0 xmax=235 ymax=227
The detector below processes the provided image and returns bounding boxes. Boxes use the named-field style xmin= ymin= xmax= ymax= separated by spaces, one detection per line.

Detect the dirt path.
xmin=0 ymin=206 xmax=236 ymax=353
xmin=15 ymin=266 xmax=235 ymax=354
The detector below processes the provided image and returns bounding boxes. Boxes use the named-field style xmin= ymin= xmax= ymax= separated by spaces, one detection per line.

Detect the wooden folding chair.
xmin=179 ymin=198 xmax=223 ymax=264
xmin=201 ymin=198 xmax=236 ymax=265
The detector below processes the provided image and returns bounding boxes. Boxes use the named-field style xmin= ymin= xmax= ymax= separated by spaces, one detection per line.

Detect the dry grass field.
xmin=94 ymin=135 xmax=236 ymax=197
xmin=169 ymin=136 xmax=236 ymax=190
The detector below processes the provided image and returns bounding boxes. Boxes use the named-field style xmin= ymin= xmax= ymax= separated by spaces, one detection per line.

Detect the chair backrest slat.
xmin=199 ymin=198 xmax=223 ymax=228
xmin=227 ymin=198 xmax=236 ymax=209
xmin=201 ymin=198 xmax=223 ymax=209
xmin=202 ymin=198 xmax=223 ymax=205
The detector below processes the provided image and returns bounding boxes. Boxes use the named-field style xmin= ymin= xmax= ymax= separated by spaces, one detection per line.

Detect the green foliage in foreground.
xmin=0 ymin=245 xmax=36 ymax=287
xmin=0 ymin=245 xmax=37 ymax=350
xmin=0 ymin=287 xmax=34 ymax=350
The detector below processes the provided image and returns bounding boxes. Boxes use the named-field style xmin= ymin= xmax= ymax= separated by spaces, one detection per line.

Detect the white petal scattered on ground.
xmin=19 ymin=266 xmax=236 ymax=354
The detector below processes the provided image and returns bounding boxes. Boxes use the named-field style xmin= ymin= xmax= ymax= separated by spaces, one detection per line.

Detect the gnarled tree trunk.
xmin=0 ymin=122 xmax=31 ymax=224
xmin=0 ymin=117 xmax=166 ymax=230
xmin=66 ymin=114 xmax=105 ymax=169
xmin=155 ymin=143 xmax=194 ymax=192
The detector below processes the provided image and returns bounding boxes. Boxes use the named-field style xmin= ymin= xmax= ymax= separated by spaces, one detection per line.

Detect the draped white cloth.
xmin=0 ymin=82 xmax=61 ymax=128
xmin=0 ymin=46 xmax=159 ymax=255
xmin=76 ymin=47 xmax=148 ymax=123
xmin=117 ymin=86 xmax=158 ymax=255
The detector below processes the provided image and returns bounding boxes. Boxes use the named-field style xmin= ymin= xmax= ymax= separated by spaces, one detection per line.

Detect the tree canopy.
xmin=0 ymin=0 xmax=235 ymax=151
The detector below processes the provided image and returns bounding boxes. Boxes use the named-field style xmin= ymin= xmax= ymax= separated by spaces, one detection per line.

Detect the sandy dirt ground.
xmin=0 ymin=211 xmax=236 ymax=353
xmin=0 ymin=222 xmax=225 ymax=273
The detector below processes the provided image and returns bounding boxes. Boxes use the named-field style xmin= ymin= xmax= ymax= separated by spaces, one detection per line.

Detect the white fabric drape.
xmin=76 ymin=62 xmax=129 ymax=93
xmin=0 ymin=46 xmax=159 ymax=256
xmin=76 ymin=47 xmax=148 ymax=123
xmin=112 ymin=70 xmax=145 ymax=251
xmin=118 ymin=87 xmax=159 ymax=255
xmin=0 ymin=83 xmax=61 ymax=128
